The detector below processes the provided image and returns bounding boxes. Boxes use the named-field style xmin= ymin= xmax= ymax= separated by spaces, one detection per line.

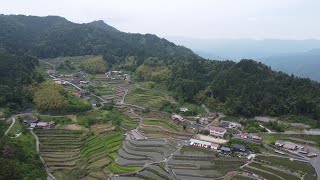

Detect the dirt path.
xmin=31 ymin=130 xmax=57 ymax=180
xmin=39 ymin=60 xmax=55 ymax=67
xmin=4 ymin=117 xmax=15 ymax=135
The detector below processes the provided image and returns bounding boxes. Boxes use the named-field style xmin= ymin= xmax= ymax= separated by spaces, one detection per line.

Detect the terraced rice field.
xmin=36 ymin=129 xmax=87 ymax=174
xmin=135 ymin=164 xmax=171 ymax=180
xmin=139 ymin=112 xmax=193 ymax=140
xmin=80 ymin=131 xmax=125 ymax=178
xmin=255 ymin=155 xmax=316 ymax=174
xmin=116 ymin=139 xmax=177 ymax=166
xmin=167 ymin=146 xmax=247 ymax=179
xmin=243 ymin=155 xmax=318 ymax=180
xmin=126 ymin=87 xmax=170 ymax=110
xmin=91 ymin=123 xmax=115 ymax=136
xmin=36 ymin=127 xmax=139 ymax=179
xmin=120 ymin=108 xmax=140 ymax=130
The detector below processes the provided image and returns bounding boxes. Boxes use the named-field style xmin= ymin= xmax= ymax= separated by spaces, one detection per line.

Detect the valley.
xmin=0 ymin=14 xmax=320 ymax=180
xmin=2 ymin=55 xmax=319 ymax=180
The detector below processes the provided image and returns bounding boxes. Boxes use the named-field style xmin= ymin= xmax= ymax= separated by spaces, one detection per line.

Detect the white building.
xmin=180 ymin=108 xmax=189 ymax=112
xmin=208 ymin=126 xmax=227 ymax=137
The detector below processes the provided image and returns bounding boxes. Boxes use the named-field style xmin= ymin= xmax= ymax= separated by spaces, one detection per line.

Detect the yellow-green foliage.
xmin=80 ymin=56 xmax=107 ymax=74
xmin=136 ymin=64 xmax=171 ymax=82
xmin=119 ymin=56 xmax=138 ymax=70
xmin=33 ymin=81 xmax=65 ymax=112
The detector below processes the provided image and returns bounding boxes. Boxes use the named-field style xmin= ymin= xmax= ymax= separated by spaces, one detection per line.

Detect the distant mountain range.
xmin=167 ymin=37 xmax=320 ymax=81
xmin=259 ymin=49 xmax=320 ymax=81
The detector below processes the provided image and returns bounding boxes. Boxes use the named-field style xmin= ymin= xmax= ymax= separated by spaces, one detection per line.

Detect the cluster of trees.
xmin=56 ymin=59 xmax=76 ymax=72
xmin=0 ymin=121 xmax=47 ymax=179
xmin=135 ymin=58 xmax=320 ymax=124
xmin=31 ymin=81 xmax=65 ymax=112
xmin=80 ymin=56 xmax=107 ymax=74
xmin=29 ymin=81 xmax=92 ymax=114
xmin=0 ymin=49 xmax=43 ymax=113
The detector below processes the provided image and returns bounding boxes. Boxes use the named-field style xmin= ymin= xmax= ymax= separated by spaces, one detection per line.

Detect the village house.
xmin=172 ymin=114 xmax=186 ymax=122
xmin=80 ymin=89 xmax=89 ymax=97
xmin=220 ymin=146 xmax=232 ymax=155
xmin=23 ymin=118 xmax=38 ymax=125
xmin=71 ymin=91 xmax=81 ymax=97
xmin=221 ymin=121 xmax=242 ymax=129
xmin=275 ymin=140 xmax=285 ymax=147
xmin=36 ymin=121 xmax=56 ymax=128
xmin=90 ymin=99 xmax=97 ymax=107
xmin=283 ymin=143 xmax=298 ymax=150
xmin=208 ymin=126 xmax=226 ymax=137
xmin=232 ymin=144 xmax=247 ymax=152
xmin=189 ymin=139 xmax=220 ymax=150
xmin=80 ymin=80 xmax=89 ymax=84
xmin=299 ymin=146 xmax=309 ymax=154
xmin=180 ymin=108 xmax=189 ymax=112
xmin=53 ymin=78 xmax=66 ymax=85
xmin=47 ymin=69 xmax=57 ymax=75
xmin=240 ymin=132 xmax=262 ymax=141
xmin=232 ymin=144 xmax=249 ymax=156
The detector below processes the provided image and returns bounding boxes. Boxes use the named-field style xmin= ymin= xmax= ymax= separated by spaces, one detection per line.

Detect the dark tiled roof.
xmin=221 ymin=146 xmax=231 ymax=151
xmin=232 ymin=144 xmax=246 ymax=151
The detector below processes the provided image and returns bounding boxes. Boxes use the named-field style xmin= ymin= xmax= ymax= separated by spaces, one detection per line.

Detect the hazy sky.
xmin=1 ymin=0 xmax=320 ymax=39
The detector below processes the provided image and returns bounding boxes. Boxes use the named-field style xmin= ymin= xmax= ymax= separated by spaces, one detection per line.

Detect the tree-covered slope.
xmin=0 ymin=14 xmax=196 ymax=61
xmin=1 ymin=14 xmax=320 ymax=122
xmin=0 ymin=49 xmax=43 ymax=112
xmin=136 ymin=58 xmax=320 ymax=120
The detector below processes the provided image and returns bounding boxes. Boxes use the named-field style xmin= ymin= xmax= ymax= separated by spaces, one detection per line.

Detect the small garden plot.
xmin=243 ymin=166 xmax=282 ymax=180
xmin=147 ymin=165 xmax=171 ymax=179
xmin=108 ymin=162 xmax=141 ymax=173
xmin=140 ymin=125 xmax=192 ymax=140
xmin=117 ymin=156 xmax=151 ymax=166
xmin=123 ymin=141 xmax=164 ymax=161
xmin=37 ymin=115 xmax=73 ymax=125
xmin=118 ymin=149 xmax=150 ymax=160
xmin=137 ymin=169 xmax=168 ymax=180
xmin=91 ymin=123 xmax=115 ymax=135
xmin=142 ymin=119 xmax=179 ymax=132
xmin=173 ymin=168 xmax=204 ymax=176
xmin=169 ymin=159 xmax=214 ymax=167
xmin=175 ymin=146 xmax=217 ymax=157
xmin=175 ymin=175 xmax=212 ymax=180
xmin=128 ymin=139 xmax=176 ymax=156
xmin=111 ymin=176 xmax=142 ymax=180
xmin=232 ymin=174 xmax=257 ymax=180
xmin=121 ymin=118 xmax=138 ymax=130
xmin=86 ymin=171 xmax=109 ymax=180
xmin=126 ymin=87 xmax=169 ymax=110
xmin=255 ymin=155 xmax=316 ymax=174
xmin=199 ymin=168 xmax=236 ymax=177
xmin=87 ymin=157 xmax=112 ymax=169
xmin=93 ymin=86 xmax=114 ymax=96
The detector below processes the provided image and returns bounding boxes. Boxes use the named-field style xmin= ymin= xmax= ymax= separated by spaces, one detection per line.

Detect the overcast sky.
xmin=1 ymin=0 xmax=320 ymax=39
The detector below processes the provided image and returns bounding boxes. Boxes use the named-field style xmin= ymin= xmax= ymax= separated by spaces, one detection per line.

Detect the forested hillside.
xmin=0 ymin=49 xmax=43 ymax=114
xmin=1 ymin=15 xmax=320 ymax=123
xmin=0 ymin=121 xmax=47 ymax=179
xmin=0 ymin=15 xmax=196 ymax=61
